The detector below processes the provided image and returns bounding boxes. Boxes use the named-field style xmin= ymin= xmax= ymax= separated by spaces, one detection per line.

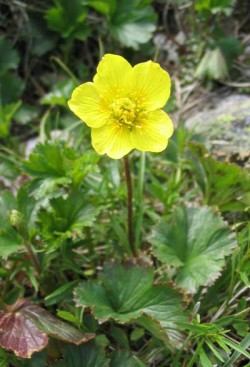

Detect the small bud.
xmin=8 ymin=210 xmax=23 ymax=229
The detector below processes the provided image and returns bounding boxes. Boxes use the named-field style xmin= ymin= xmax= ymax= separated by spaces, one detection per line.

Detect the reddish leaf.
xmin=0 ymin=311 xmax=48 ymax=358
xmin=0 ymin=300 xmax=95 ymax=359
xmin=20 ymin=301 xmax=94 ymax=345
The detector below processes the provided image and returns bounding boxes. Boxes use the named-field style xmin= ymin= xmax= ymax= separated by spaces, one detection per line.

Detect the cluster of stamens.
xmin=110 ymin=97 xmax=144 ymax=130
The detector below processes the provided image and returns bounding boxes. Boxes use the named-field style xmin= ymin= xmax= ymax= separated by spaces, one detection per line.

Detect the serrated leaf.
xmin=37 ymin=191 xmax=99 ymax=247
xmin=23 ymin=141 xmax=70 ymax=179
xmin=0 ymin=37 xmax=20 ymax=76
xmin=0 ymin=309 xmax=48 ymax=358
xmin=75 ymin=262 xmax=186 ymax=345
xmin=0 ymin=300 xmax=94 ymax=358
xmin=23 ymin=141 xmax=98 ymax=187
xmin=51 ymin=342 xmax=109 ymax=367
xmin=150 ymin=205 xmax=237 ymax=293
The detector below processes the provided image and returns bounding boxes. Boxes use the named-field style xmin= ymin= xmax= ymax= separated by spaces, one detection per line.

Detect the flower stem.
xmin=135 ymin=152 xmax=146 ymax=250
xmin=123 ymin=156 xmax=137 ymax=257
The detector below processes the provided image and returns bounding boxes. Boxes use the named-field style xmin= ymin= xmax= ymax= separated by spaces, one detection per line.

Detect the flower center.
xmin=111 ymin=97 xmax=139 ymax=128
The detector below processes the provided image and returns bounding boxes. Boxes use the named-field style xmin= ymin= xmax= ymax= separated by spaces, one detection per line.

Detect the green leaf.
xmin=37 ymin=191 xmax=99 ymax=247
xmin=26 ymin=351 xmax=47 ymax=367
xmin=19 ymin=301 xmax=94 ymax=345
xmin=110 ymin=350 xmax=146 ymax=367
xmin=45 ymin=280 xmax=80 ymax=306
xmin=0 ymin=191 xmax=22 ymax=258
xmin=110 ymin=325 xmax=129 ymax=350
xmin=29 ymin=13 xmax=58 ymax=56
xmin=75 ymin=261 xmax=186 ymax=345
xmin=0 ymin=73 xmax=24 ymax=105
xmin=45 ymin=0 xmax=89 ymax=40
xmin=223 ymin=338 xmax=250 ymax=359
xmin=85 ymin=0 xmax=116 ymax=17
xmin=24 ymin=141 xmax=68 ymax=178
xmin=41 ymin=79 xmax=76 ymax=107
xmin=109 ymin=1 xmax=156 ymax=49
xmin=14 ymin=104 xmax=39 ymax=125
xmin=188 ymin=144 xmax=250 ymax=211
xmin=199 ymin=347 xmax=213 ymax=367
xmin=195 ymin=48 xmax=229 ymax=80
xmin=52 ymin=342 xmax=109 ymax=367
xmin=222 ymin=334 xmax=250 ymax=367
xmin=195 ymin=0 xmax=235 ymax=14
xmin=216 ymin=38 xmax=243 ymax=69
xmin=0 ymin=101 xmax=21 ymax=137
xmin=0 ymin=37 xmax=20 ymax=76
xmin=24 ymin=141 xmax=98 ymax=183
xmin=150 ymin=205 xmax=237 ymax=293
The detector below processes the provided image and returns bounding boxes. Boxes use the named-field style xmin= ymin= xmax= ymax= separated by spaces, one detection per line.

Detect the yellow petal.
xmin=93 ymin=54 xmax=132 ymax=102
xmin=128 ymin=61 xmax=171 ymax=111
xmin=91 ymin=124 xmax=133 ymax=159
xmin=130 ymin=110 xmax=174 ymax=152
xmin=68 ymin=82 xmax=108 ymax=128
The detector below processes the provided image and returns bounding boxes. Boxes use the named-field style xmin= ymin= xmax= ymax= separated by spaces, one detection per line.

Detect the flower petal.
xmin=91 ymin=124 xmax=133 ymax=159
xmin=130 ymin=110 xmax=174 ymax=152
xmin=93 ymin=54 xmax=132 ymax=102
xmin=68 ymin=82 xmax=108 ymax=128
xmin=128 ymin=61 xmax=171 ymax=111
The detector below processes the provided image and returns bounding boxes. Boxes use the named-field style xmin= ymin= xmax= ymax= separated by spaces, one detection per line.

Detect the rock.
xmin=185 ymin=94 xmax=250 ymax=164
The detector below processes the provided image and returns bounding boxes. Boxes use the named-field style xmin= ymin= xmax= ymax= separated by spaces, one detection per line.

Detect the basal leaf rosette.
xmin=68 ymin=54 xmax=173 ymax=159
xmin=149 ymin=205 xmax=237 ymax=293
xmin=74 ymin=261 xmax=186 ymax=346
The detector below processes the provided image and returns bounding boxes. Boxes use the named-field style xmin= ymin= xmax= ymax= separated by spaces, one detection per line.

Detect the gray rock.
xmin=185 ymin=94 xmax=250 ymax=161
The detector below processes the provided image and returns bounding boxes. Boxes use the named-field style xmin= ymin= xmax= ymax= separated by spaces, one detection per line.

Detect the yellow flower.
xmin=68 ymin=54 xmax=173 ymax=159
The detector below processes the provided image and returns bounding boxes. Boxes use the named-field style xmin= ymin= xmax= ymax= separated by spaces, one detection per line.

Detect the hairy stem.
xmin=123 ymin=156 xmax=137 ymax=257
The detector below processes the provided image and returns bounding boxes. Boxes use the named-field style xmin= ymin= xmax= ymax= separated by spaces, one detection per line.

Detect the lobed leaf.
xmin=150 ymin=205 xmax=237 ymax=293
xmin=37 ymin=191 xmax=99 ymax=248
xmin=75 ymin=261 xmax=186 ymax=345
